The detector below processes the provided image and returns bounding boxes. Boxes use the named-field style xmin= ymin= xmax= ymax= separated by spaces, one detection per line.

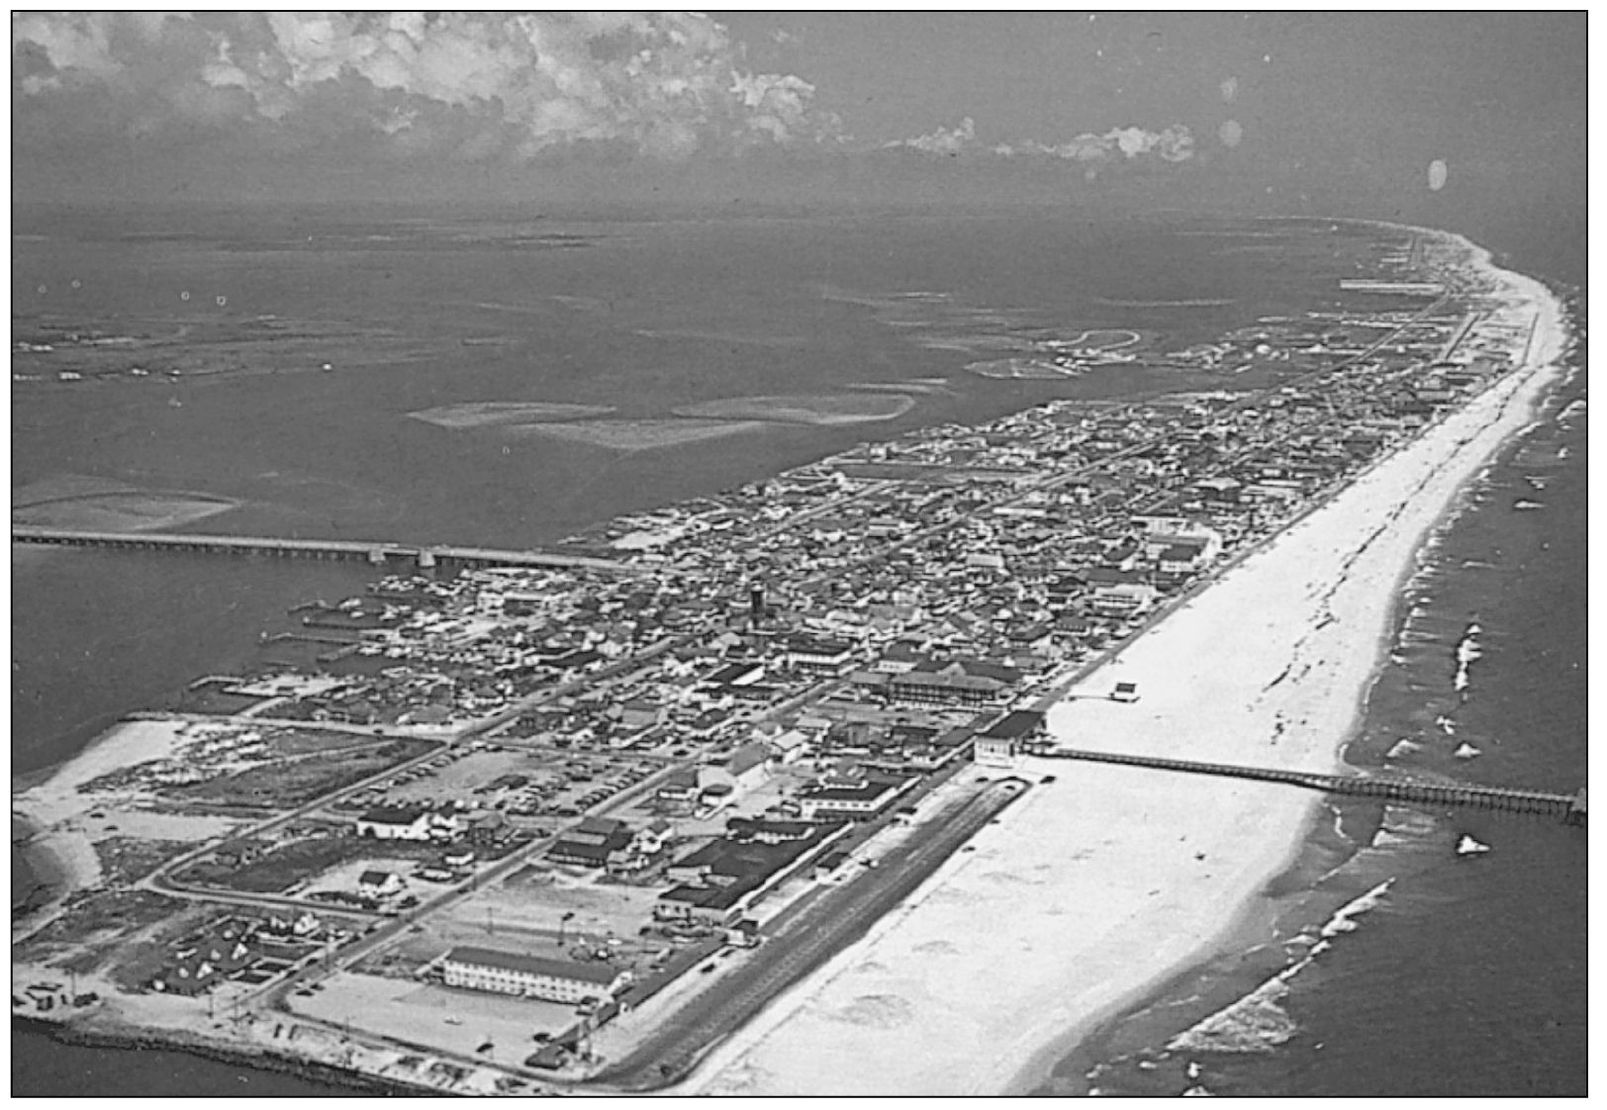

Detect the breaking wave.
xmin=1167 ymin=879 xmax=1394 ymax=1055
xmin=1453 ymin=621 xmax=1483 ymax=695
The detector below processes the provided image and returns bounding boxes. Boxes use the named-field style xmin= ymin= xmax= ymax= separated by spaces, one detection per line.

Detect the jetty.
xmin=1041 ymin=747 xmax=1584 ymax=822
xmin=10 ymin=525 xmax=630 ymax=574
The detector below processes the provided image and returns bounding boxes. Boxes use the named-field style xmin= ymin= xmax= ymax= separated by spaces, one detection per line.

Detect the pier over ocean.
xmin=1038 ymin=747 xmax=1586 ymax=824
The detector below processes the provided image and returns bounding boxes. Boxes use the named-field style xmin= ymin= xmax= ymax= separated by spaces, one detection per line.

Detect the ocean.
xmin=10 ymin=206 xmax=1586 ymax=1095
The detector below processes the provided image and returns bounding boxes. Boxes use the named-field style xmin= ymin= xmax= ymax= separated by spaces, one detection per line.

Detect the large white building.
xmin=441 ymin=946 xmax=627 ymax=1004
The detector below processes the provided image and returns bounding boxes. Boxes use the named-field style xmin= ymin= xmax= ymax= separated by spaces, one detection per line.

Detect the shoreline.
xmin=683 ymin=225 xmax=1573 ymax=1095
xmin=1002 ymin=231 xmax=1573 ymax=1094
xmin=11 ymin=1014 xmax=430 ymax=1097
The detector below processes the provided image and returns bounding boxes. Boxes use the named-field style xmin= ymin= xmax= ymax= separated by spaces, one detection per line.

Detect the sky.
xmin=9 ymin=11 xmax=1589 ymax=235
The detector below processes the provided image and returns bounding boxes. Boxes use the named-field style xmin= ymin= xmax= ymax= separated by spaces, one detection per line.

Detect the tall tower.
xmin=750 ymin=584 xmax=765 ymax=629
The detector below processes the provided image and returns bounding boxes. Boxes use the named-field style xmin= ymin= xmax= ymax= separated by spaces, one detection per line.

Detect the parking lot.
xmin=326 ymin=743 xmax=661 ymax=823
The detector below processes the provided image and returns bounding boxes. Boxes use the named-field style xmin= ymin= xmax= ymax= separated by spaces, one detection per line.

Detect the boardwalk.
xmin=10 ymin=525 xmax=630 ymax=573
xmin=1041 ymin=747 xmax=1582 ymax=821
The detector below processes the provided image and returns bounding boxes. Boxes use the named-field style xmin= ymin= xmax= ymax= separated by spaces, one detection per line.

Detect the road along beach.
xmin=684 ymin=234 xmax=1572 ymax=1096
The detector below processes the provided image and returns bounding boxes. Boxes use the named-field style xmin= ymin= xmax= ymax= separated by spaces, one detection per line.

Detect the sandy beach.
xmin=684 ymin=236 xmax=1571 ymax=1095
xmin=11 ymin=718 xmax=246 ymax=934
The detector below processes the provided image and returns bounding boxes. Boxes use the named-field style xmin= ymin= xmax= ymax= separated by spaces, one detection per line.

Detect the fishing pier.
xmin=1041 ymin=747 xmax=1585 ymax=823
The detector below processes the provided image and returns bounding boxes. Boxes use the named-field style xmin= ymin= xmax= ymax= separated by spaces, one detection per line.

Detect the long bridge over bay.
xmin=1041 ymin=747 xmax=1585 ymax=822
xmin=11 ymin=525 xmax=631 ymax=574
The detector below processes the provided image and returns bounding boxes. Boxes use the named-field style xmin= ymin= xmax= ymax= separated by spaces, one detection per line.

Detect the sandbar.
xmin=673 ymin=393 xmax=916 ymax=426
xmin=506 ymin=418 xmax=769 ymax=450
xmin=686 ymin=235 xmax=1569 ymax=1095
xmin=966 ymin=358 xmax=1076 ymax=380
xmin=407 ymin=401 xmax=617 ymax=429
xmin=12 ymin=476 xmax=237 ymax=533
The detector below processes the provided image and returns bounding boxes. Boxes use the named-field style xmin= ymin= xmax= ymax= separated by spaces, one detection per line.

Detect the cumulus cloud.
xmin=10 ymin=11 xmax=840 ymax=161
xmin=886 ymin=117 xmax=1197 ymax=170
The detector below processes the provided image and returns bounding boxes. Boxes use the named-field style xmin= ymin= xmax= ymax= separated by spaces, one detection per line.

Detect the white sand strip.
xmin=683 ymin=236 xmax=1570 ymax=1095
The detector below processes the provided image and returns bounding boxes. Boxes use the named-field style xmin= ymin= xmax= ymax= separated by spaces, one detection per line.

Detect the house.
xmin=698 ymin=741 xmax=771 ymax=795
xmin=873 ymin=640 xmax=926 ymax=674
xmin=655 ymin=769 xmax=701 ymax=814
xmin=781 ymin=636 xmax=857 ymax=675
xmin=356 ymin=805 xmax=433 ymax=841
xmin=465 ymin=810 xmax=512 ymax=846
xmin=765 ymin=729 xmax=810 ymax=764
xmin=441 ymin=946 xmax=627 ymax=1004
xmin=1157 ymin=539 xmax=1211 ymax=576
xmin=547 ymin=816 xmax=633 ymax=868
xmin=359 ymin=870 xmax=404 ymax=898
xmin=616 ymin=698 xmax=665 ymax=731
xmin=630 ymin=819 xmax=673 ymax=856
xmin=1090 ymin=582 xmax=1160 ymax=617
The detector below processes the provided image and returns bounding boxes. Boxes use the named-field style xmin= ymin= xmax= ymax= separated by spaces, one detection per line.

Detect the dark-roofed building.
xmin=653 ymin=878 xmax=762 ymax=927
xmin=705 ymin=660 xmax=766 ymax=687
xmin=358 ymin=869 xmax=403 ymax=897
xmin=974 ymin=709 xmax=1047 ymax=767
xmin=355 ymin=804 xmax=432 ymax=841
xmin=889 ymin=670 xmax=1004 ymax=708
xmin=980 ymin=709 xmax=1047 ymax=742
xmin=441 ymin=946 xmax=628 ymax=1003
xmin=547 ymin=816 xmax=633 ymax=868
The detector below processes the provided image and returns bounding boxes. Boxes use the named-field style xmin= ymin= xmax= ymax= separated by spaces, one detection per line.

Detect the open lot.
xmin=178 ymin=834 xmax=438 ymax=896
xmin=171 ymin=737 xmax=435 ymax=810
xmin=289 ymin=972 xmax=581 ymax=1058
xmin=391 ymin=866 xmax=668 ymax=972
xmin=295 ymin=856 xmax=423 ymax=901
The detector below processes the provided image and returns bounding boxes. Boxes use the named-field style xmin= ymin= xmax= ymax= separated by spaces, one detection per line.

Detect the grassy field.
xmin=167 ymin=738 xmax=435 ymax=810
xmin=177 ymin=835 xmax=408 ymax=894
xmin=15 ymin=890 xmax=191 ymax=974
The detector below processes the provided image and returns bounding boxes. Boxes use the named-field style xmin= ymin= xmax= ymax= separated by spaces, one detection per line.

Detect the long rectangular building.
xmin=441 ymin=946 xmax=627 ymax=1004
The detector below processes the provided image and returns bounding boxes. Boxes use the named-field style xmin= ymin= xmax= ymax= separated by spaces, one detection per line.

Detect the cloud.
xmin=994 ymin=124 xmax=1197 ymax=165
xmin=885 ymin=117 xmax=977 ymax=155
xmin=11 ymin=12 xmax=840 ymax=162
xmin=888 ymin=118 xmax=1196 ymax=169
